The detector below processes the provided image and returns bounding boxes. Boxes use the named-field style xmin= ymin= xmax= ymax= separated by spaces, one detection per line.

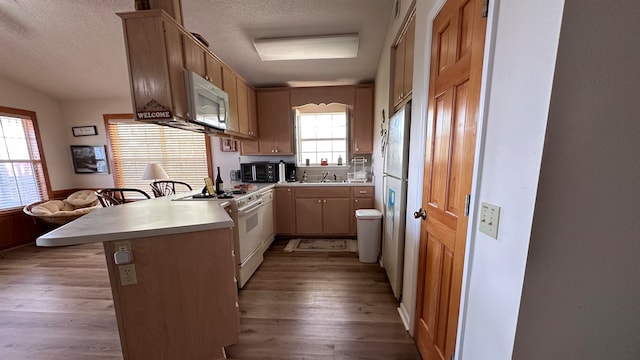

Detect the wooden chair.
xmin=95 ymin=188 xmax=151 ymax=207
xmin=150 ymin=180 xmax=193 ymax=197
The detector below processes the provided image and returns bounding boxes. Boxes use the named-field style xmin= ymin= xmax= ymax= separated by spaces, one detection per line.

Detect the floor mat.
xmin=284 ymin=238 xmax=358 ymax=252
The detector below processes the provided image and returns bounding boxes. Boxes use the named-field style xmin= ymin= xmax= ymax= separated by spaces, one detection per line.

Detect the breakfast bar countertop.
xmin=36 ymin=195 xmax=233 ymax=247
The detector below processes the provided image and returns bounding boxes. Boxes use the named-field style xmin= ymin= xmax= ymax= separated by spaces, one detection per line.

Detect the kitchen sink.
xmin=300 ymin=180 xmax=349 ymax=184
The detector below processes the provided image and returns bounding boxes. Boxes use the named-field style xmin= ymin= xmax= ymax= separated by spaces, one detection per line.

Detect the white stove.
xmin=226 ymin=188 xmax=274 ymax=288
xmin=172 ymin=187 xmax=275 ymax=288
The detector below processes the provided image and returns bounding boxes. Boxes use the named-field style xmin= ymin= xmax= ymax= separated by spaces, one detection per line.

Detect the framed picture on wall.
xmin=220 ymin=138 xmax=238 ymax=152
xmin=71 ymin=126 xmax=98 ymax=137
xmin=70 ymin=145 xmax=109 ymax=174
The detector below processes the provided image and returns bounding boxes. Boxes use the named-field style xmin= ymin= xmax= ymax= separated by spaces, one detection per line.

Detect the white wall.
xmin=457 ymin=1 xmax=565 ymax=359
xmin=0 ymin=76 xmax=72 ymax=190
xmin=512 ymin=1 xmax=640 ymax=359
xmin=61 ymin=98 xmax=132 ymax=189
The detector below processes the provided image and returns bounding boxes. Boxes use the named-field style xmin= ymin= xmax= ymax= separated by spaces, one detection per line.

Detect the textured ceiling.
xmin=0 ymin=0 xmax=394 ymax=101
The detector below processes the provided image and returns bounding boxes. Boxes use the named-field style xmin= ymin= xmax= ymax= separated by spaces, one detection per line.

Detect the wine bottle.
xmin=215 ymin=166 xmax=224 ymax=195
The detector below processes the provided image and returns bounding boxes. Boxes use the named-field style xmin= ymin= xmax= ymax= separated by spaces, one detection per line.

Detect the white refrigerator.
xmin=383 ymin=102 xmax=411 ymax=300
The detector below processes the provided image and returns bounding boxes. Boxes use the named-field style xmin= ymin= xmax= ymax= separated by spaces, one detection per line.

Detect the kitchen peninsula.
xmin=36 ymin=196 xmax=239 ymax=360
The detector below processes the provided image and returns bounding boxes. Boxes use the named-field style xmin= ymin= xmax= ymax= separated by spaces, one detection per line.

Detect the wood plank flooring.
xmin=225 ymin=239 xmax=420 ymax=360
xmin=0 ymin=239 xmax=420 ymax=360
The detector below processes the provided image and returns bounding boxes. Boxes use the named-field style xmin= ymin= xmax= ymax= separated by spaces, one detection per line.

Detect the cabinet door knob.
xmin=318 ymin=200 xmax=322 ymax=203
xmin=274 ymin=149 xmax=279 ymax=153
xmin=323 ymin=200 xmax=327 ymax=203
xmin=271 ymin=149 xmax=275 ymax=153
xmin=287 ymin=189 xmax=291 ymax=192
xmin=355 ymin=199 xmax=359 ymax=203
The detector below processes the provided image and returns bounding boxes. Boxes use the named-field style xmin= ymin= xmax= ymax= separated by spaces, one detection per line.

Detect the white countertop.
xmin=36 ymin=194 xmax=233 ymax=247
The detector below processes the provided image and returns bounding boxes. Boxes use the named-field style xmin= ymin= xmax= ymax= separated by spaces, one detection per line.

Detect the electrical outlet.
xmin=118 ymin=264 xmax=137 ymax=286
xmin=479 ymin=202 xmax=500 ymax=239
xmin=114 ymin=241 xmax=131 ymax=253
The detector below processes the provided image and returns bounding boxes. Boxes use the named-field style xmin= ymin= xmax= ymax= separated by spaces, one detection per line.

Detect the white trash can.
xmin=355 ymin=209 xmax=383 ymax=263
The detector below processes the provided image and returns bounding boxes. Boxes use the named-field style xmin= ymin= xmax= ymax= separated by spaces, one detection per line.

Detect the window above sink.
xmin=294 ymin=103 xmax=348 ymax=167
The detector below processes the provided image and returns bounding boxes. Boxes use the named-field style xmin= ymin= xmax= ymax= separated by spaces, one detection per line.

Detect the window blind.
xmin=107 ymin=120 xmax=209 ymax=192
xmin=0 ymin=114 xmax=48 ymax=210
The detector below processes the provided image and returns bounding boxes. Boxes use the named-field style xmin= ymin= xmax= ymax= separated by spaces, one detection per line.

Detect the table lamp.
xmin=141 ymin=163 xmax=169 ymax=182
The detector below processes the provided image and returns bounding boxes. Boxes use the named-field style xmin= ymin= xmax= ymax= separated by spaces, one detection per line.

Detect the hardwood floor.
xmin=0 ymin=240 xmax=420 ymax=360
xmin=0 ymin=243 xmax=121 ymax=360
xmin=226 ymin=239 xmax=420 ymax=360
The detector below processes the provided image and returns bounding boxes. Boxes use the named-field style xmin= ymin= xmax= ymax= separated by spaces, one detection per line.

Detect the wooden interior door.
xmin=414 ymin=0 xmax=487 ymax=359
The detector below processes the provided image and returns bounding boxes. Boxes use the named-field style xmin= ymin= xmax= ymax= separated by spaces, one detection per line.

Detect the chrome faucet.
xmin=321 ymin=171 xmax=330 ymax=182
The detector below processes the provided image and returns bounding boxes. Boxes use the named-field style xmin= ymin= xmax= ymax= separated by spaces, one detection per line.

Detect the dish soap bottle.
xmin=303 ymin=170 xmax=308 ymax=182
xmin=215 ymin=166 xmax=224 ymax=195
xmin=338 ymin=155 xmax=343 ymax=165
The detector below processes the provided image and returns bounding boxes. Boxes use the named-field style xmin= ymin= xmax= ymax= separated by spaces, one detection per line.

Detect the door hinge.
xmin=464 ymin=194 xmax=471 ymax=216
xmin=450 ymin=352 xmax=455 ymax=360
xmin=482 ymin=0 xmax=489 ymax=18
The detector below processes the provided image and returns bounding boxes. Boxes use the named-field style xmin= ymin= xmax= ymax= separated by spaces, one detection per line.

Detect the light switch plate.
xmin=479 ymin=202 xmax=500 ymax=239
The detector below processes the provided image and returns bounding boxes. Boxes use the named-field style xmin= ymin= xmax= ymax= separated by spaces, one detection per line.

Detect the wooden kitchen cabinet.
xmin=235 ymin=80 xmax=258 ymax=139
xmin=295 ymin=198 xmax=324 ymax=234
xmin=352 ymin=85 xmax=374 ymax=154
xmin=350 ymin=186 xmax=375 ymax=234
xmin=294 ymin=187 xmax=351 ymax=235
xmin=392 ymin=11 xmax=415 ymax=108
xmin=205 ymin=56 xmax=223 ymax=88
xmin=255 ymin=89 xmax=293 ymax=154
xmin=323 ymin=198 xmax=351 ymax=234
xmin=247 ymin=86 xmax=259 ymax=137
xmin=222 ymin=67 xmax=240 ymax=133
xmin=275 ymin=187 xmax=295 ymax=235
xmin=182 ymin=34 xmax=206 ymax=77
xmin=102 ymin=227 xmax=239 ymax=359
xmin=119 ymin=10 xmax=189 ymax=121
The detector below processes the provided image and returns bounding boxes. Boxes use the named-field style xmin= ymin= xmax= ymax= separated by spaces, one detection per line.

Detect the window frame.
xmin=294 ymin=105 xmax=350 ymax=167
xmin=0 ymin=106 xmax=51 ymax=213
xmin=102 ymin=114 xmax=214 ymax=189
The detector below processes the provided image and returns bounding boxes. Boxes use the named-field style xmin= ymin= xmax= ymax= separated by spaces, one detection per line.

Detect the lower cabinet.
xmin=294 ymin=186 xmax=351 ymax=236
xmin=275 ymin=187 xmax=294 ymax=235
xmin=275 ymin=186 xmax=375 ymax=237
xmin=295 ymin=197 xmax=351 ymax=235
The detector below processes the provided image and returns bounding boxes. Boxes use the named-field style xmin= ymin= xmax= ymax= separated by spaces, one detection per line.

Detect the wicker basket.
xmin=23 ymin=200 xmax=96 ymax=225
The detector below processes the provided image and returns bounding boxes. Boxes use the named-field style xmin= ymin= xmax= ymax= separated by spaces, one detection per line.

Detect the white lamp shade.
xmin=141 ymin=163 xmax=169 ymax=180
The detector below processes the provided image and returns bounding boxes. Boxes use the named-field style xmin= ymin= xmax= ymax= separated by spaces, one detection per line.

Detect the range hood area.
xmin=153 ymin=118 xmax=224 ymax=135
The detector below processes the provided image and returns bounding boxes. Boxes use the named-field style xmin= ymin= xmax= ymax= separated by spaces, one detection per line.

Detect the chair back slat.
xmin=95 ymin=188 xmax=151 ymax=207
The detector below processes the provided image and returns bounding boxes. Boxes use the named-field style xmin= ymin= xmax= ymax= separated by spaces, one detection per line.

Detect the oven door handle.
xmin=237 ymin=200 xmax=263 ymax=216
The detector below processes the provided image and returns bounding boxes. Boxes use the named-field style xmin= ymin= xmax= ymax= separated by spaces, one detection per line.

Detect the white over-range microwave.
xmin=184 ymin=70 xmax=229 ymax=131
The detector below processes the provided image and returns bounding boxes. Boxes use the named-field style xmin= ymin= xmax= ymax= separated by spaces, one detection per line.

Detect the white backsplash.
xmin=211 ymin=136 xmax=372 ymax=184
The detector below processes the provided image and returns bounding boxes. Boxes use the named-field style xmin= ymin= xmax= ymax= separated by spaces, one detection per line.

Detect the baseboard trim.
xmin=397 ymin=303 xmax=411 ymax=333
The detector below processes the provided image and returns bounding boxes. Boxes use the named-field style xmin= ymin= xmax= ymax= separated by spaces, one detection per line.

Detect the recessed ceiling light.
xmin=253 ymin=34 xmax=359 ymax=61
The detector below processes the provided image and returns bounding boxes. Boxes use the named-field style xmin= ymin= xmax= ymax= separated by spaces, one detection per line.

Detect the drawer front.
xmin=295 ymin=186 xmax=350 ymax=198
xmin=352 ymin=186 xmax=374 ymax=198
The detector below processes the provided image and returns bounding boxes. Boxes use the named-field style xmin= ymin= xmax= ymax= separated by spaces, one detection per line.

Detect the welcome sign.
xmin=137 ymin=99 xmax=172 ymax=120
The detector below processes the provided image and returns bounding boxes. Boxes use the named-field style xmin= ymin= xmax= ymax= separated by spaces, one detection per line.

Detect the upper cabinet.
xmin=119 ymin=11 xmax=188 ymax=121
xmin=118 ymin=10 xmax=256 ymax=139
xmin=222 ymin=67 xmax=239 ymax=134
xmin=352 ymin=85 xmax=374 ymax=154
xmin=392 ymin=11 xmax=416 ymax=109
xmin=205 ymin=56 xmax=223 ymax=88
xmin=256 ymin=89 xmax=293 ymax=155
xmin=241 ymin=85 xmax=374 ymax=156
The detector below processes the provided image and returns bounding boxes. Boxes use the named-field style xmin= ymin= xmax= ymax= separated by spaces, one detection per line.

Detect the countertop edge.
xmin=36 ymin=219 xmax=234 ymax=247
